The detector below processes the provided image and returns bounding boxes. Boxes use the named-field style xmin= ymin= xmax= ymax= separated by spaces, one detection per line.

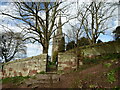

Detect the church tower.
xmin=52 ymin=15 xmax=64 ymax=62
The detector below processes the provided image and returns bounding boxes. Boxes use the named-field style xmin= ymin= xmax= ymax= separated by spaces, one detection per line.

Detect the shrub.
xmin=97 ymin=39 xmax=103 ymax=43
xmin=66 ymin=41 xmax=75 ymax=51
xmin=78 ymin=37 xmax=90 ymax=46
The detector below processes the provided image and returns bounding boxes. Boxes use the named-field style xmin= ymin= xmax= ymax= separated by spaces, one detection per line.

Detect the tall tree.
xmin=66 ymin=1 xmax=116 ymax=69
xmin=1 ymin=1 xmax=75 ymax=71
xmin=1 ymin=2 xmax=73 ymax=54
xmin=0 ymin=31 xmax=26 ymax=63
xmin=82 ymin=1 xmax=116 ymax=44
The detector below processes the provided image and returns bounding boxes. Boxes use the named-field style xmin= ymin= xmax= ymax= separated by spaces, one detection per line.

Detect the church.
xmin=52 ymin=15 xmax=65 ymax=62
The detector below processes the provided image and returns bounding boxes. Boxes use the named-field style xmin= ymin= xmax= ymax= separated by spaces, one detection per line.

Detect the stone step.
xmin=25 ymin=79 xmax=59 ymax=87
xmin=35 ymin=74 xmax=61 ymax=81
xmin=25 ymin=78 xmax=39 ymax=85
xmin=46 ymin=72 xmax=57 ymax=74
xmin=36 ymin=80 xmax=58 ymax=84
xmin=25 ymin=74 xmax=61 ymax=87
xmin=35 ymin=74 xmax=50 ymax=80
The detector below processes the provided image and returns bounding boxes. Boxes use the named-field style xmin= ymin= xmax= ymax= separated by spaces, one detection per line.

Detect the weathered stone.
xmin=14 ymin=71 xmax=17 ymax=76
xmin=29 ymin=70 xmax=37 ymax=76
xmin=9 ymin=68 xmax=13 ymax=71
xmin=64 ymin=67 xmax=72 ymax=71
xmin=23 ymin=68 xmax=28 ymax=71
xmin=19 ymin=72 xmax=22 ymax=76
xmin=58 ymin=53 xmax=76 ymax=71
xmin=1 ymin=54 xmax=47 ymax=78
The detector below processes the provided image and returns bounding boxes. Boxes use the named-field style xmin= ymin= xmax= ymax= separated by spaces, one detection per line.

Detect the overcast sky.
xmin=0 ymin=0 xmax=119 ymax=57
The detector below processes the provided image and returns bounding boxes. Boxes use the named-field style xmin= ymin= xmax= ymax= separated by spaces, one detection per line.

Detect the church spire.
xmin=57 ymin=14 xmax=63 ymax=36
xmin=58 ymin=14 xmax=62 ymax=26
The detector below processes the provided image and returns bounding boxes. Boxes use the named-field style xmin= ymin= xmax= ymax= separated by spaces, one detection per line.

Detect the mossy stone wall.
xmin=58 ymin=41 xmax=120 ymax=71
xmin=0 ymin=54 xmax=47 ymax=79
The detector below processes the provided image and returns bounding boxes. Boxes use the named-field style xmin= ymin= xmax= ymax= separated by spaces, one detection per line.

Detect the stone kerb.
xmin=0 ymin=54 xmax=47 ymax=78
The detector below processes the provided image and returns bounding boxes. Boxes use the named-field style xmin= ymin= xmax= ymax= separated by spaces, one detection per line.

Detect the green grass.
xmin=57 ymin=70 xmax=64 ymax=74
xmin=83 ymin=53 xmax=120 ymax=65
xmin=75 ymin=53 xmax=119 ymax=76
xmin=107 ymin=70 xmax=116 ymax=83
xmin=1 ymin=76 xmax=30 ymax=84
xmin=104 ymin=63 xmax=112 ymax=68
xmin=38 ymin=71 xmax=46 ymax=74
xmin=106 ymin=67 xmax=120 ymax=84
xmin=47 ymin=61 xmax=56 ymax=68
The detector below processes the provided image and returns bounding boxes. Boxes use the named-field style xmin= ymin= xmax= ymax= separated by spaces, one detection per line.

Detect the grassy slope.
xmin=51 ymin=58 xmax=120 ymax=88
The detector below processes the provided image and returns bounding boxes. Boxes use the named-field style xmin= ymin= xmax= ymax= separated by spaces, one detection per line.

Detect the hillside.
xmin=2 ymin=57 xmax=120 ymax=88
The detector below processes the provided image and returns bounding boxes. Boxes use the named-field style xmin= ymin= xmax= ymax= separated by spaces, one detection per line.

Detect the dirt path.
xmin=52 ymin=63 xmax=107 ymax=88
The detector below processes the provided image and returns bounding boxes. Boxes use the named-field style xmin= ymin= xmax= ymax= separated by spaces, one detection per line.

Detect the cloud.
xmin=25 ymin=43 xmax=42 ymax=57
xmin=98 ymin=35 xmax=114 ymax=42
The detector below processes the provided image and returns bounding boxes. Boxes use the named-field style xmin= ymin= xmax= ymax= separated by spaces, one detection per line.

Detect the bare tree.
xmin=67 ymin=2 xmax=90 ymax=69
xmin=68 ymin=23 xmax=84 ymax=45
xmin=67 ymin=23 xmax=84 ymax=69
xmin=66 ymin=1 xmax=116 ymax=69
xmin=0 ymin=31 xmax=26 ymax=63
xmin=67 ymin=1 xmax=94 ymax=46
xmin=82 ymin=1 xmax=117 ymax=44
xmin=1 ymin=1 xmax=75 ymax=72
xmin=1 ymin=2 xmax=74 ymax=54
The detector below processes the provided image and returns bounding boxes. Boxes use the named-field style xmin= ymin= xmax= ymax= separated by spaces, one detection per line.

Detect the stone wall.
xmin=58 ymin=53 xmax=77 ymax=71
xmin=81 ymin=41 xmax=120 ymax=57
xmin=1 ymin=41 xmax=120 ymax=78
xmin=0 ymin=54 xmax=47 ymax=79
xmin=58 ymin=41 xmax=120 ymax=71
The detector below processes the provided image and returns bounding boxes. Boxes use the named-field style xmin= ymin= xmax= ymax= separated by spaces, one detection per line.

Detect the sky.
xmin=0 ymin=0 xmax=119 ymax=58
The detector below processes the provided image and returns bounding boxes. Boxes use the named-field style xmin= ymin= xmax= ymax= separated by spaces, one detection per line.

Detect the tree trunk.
xmin=76 ymin=39 xmax=79 ymax=70
xmin=88 ymin=39 xmax=92 ymax=45
xmin=43 ymin=42 xmax=49 ymax=72
xmin=43 ymin=46 xmax=49 ymax=72
xmin=43 ymin=40 xmax=49 ymax=54
xmin=43 ymin=47 xmax=48 ymax=54
xmin=92 ymin=37 xmax=97 ymax=44
xmin=76 ymin=55 xmax=79 ymax=70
